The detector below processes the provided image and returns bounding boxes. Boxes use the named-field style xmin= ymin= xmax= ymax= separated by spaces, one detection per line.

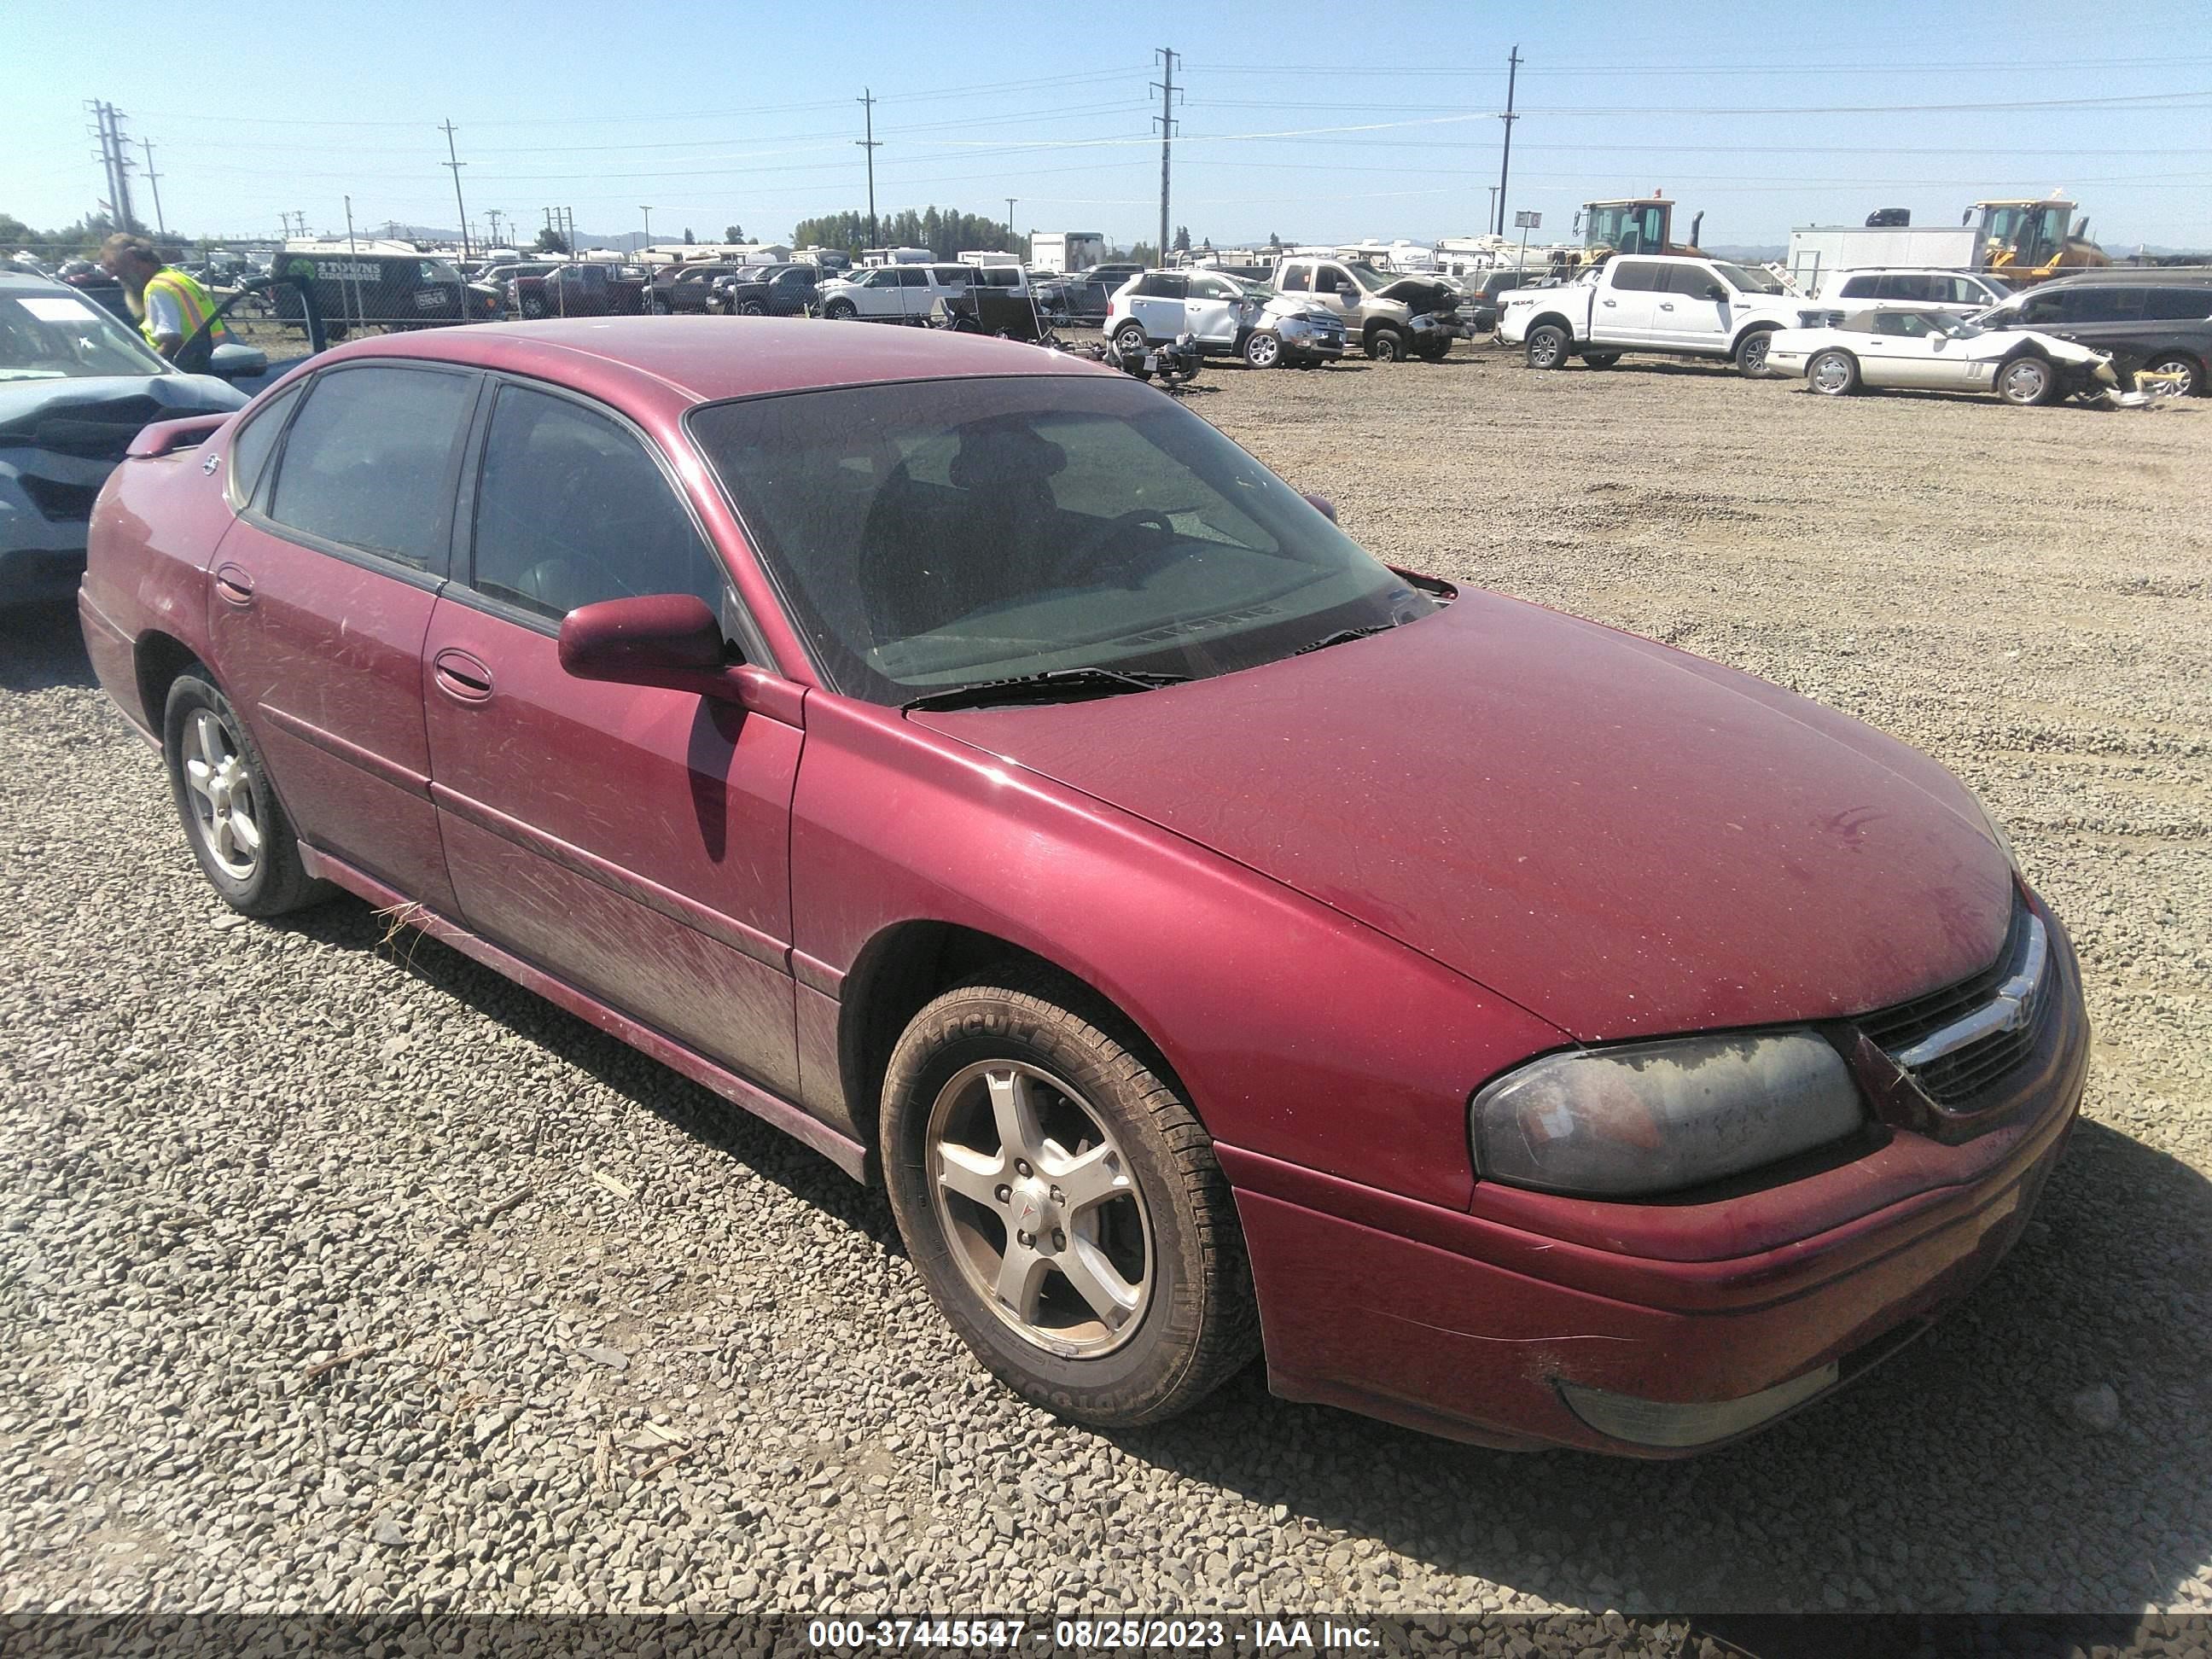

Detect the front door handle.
xmin=432 ymin=648 xmax=494 ymax=703
xmin=1659 ymin=302 xmax=1676 ymax=311
xmin=212 ymin=562 xmax=255 ymax=607
xmin=1601 ymin=299 xmax=1617 ymax=307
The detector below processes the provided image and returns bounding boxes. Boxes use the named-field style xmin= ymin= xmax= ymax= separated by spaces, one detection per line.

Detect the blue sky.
xmin=8 ymin=0 xmax=2209 ymax=253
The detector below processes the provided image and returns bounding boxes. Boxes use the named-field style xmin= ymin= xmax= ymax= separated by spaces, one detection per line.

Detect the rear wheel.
xmin=1734 ymin=329 xmax=1776 ymax=375
xmin=2139 ymin=352 xmax=2202 ymax=398
xmin=1998 ymin=355 xmax=2058 ymax=407
xmin=163 ymin=672 xmax=328 ymax=917
xmin=881 ymin=969 xmax=1259 ymax=1428
xmin=1242 ymin=330 xmax=1282 ymax=370
xmin=1365 ymin=328 xmax=1406 ymax=363
xmin=1807 ymin=349 xmax=1860 ymax=396
xmin=1113 ymin=323 xmax=1150 ymax=359
xmin=1525 ymin=324 xmax=1569 ymax=370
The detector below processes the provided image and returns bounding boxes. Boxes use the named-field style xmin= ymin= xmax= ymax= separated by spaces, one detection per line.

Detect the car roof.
xmin=0 ymin=271 xmax=76 ymax=293
xmin=2032 ymin=266 xmax=2212 ymax=289
xmin=303 ymin=315 xmax=1107 ymax=408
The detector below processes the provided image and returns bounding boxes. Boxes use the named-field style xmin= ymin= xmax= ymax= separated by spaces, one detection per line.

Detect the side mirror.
xmin=207 ymin=341 xmax=269 ymax=381
xmin=1302 ymin=492 xmax=1337 ymax=523
xmin=557 ymin=594 xmax=738 ymax=697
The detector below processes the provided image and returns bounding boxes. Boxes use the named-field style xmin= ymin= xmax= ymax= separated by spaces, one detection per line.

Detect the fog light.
xmin=1557 ymin=1363 xmax=1839 ymax=1448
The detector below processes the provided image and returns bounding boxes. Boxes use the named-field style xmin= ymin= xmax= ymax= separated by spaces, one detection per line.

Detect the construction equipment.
xmin=1966 ymin=198 xmax=2110 ymax=284
xmin=1551 ymin=196 xmax=1705 ymax=271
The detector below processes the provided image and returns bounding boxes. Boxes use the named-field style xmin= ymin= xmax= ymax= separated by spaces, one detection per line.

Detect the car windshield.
xmin=1715 ymin=262 xmax=1786 ymax=295
xmin=689 ymin=373 xmax=1433 ymax=707
xmin=1345 ymin=263 xmax=1391 ymax=294
xmin=1927 ymin=313 xmax=1986 ymax=339
xmin=0 ymin=289 xmax=170 ymax=381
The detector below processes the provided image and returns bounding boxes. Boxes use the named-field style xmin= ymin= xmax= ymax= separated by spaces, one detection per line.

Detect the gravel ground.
xmin=3 ymin=342 xmax=2209 ymax=1621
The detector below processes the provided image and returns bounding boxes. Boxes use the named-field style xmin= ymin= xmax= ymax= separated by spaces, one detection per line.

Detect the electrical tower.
xmin=440 ymin=120 xmax=471 ymax=260
xmin=138 ymin=138 xmax=166 ymax=237
xmin=86 ymin=102 xmax=138 ymax=234
xmin=1151 ymin=49 xmax=1180 ymax=266
xmin=857 ymin=90 xmax=882 ymax=249
xmin=1495 ymin=45 xmax=1521 ymax=237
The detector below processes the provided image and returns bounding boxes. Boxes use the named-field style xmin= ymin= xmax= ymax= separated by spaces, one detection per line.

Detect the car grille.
xmin=1856 ymin=898 xmax=2052 ymax=1105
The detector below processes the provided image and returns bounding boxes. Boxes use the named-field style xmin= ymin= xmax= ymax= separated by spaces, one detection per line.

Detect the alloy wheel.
xmin=182 ymin=708 xmax=263 ymax=881
xmin=926 ymin=1060 xmax=1153 ymax=1359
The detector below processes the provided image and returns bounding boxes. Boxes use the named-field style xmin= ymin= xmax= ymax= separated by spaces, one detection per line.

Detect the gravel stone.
xmin=0 ymin=351 xmax=2207 ymax=1618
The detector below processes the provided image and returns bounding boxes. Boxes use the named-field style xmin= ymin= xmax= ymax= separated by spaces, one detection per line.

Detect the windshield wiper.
xmin=1294 ymin=622 xmax=1400 ymax=655
xmin=903 ymin=666 xmax=1190 ymax=713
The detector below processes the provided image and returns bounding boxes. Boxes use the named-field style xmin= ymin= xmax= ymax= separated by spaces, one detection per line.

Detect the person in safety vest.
xmin=100 ymin=234 xmax=234 ymax=359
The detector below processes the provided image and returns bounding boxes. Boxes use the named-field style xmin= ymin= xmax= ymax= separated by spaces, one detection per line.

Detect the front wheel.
xmin=823 ymin=298 xmax=859 ymax=321
xmin=1807 ymin=348 xmax=1860 ymax=396
xmin=881 ymin=970 xmax=1260 ymax=1428
xmin=1365 ymin=328 xmax=1406 ymax=363
xmin=1525 ymin=323 xmax=1569 ymax=370
xmin=1242 ymin=330 xmax=1282 ymax=370
xmin=1581 ymin=352 xmax=1621 ymax=369
xmin=1998 ymin=355 xmax=2058 ymax=407
xmin=1734 ymin=329 xmax=1775 ymax=375
xmin=163 ymin=672 xmax=329 ymax=917
xmin=1413 ymin=336 xmax=1451 ymax=362
xmin=738 ymin=299 xmax=766 ymax=317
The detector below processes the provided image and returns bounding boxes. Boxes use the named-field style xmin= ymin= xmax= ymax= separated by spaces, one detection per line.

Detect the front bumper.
xmin=1222 ymin=899 xmax=2090 ymax=1455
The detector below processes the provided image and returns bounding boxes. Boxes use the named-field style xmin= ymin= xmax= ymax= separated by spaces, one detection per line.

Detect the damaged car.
xmin=1105 ymin=271 xmax=1346 ymax=370
xmin=2 ymin=272 xmax=267 ymax=604
xmin=1269 ymin=256 xmax=1464 ymax=361
xmin=1767 ymin=307 xmax=2142 ymax=406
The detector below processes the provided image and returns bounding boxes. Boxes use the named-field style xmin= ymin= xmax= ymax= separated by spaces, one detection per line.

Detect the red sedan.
xmin=79 ymin=318 xmax=2087 ymax=1454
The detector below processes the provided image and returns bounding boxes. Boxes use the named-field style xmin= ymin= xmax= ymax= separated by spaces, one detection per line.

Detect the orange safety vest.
xmin=141 ymin=266 xmax=234 ymax=352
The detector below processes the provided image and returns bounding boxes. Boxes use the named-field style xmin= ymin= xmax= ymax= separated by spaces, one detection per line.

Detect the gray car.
xmin=1 ymin=272 xmax=253 ymax=605
xmin=1978 ymin=270 xmax=2212 ymax=397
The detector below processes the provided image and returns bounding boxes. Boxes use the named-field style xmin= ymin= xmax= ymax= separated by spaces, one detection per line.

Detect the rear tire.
xmin=1998 ymin=354 xmax=2058 ymax=407
xmin=1113 ymin=323 xmax=1150 ymax=359
xmin=1807 ymin=348 xmax=1860 ymax=396
xmin=1735 ymin=329 xmax=1776 ymax=375
xmin=163 ymin=672 xmax=329 ymax=918
xmin=2139 ymin=352 xmax=2202 ymax=398
xmin=1525 ymin=324 xmax=1569 ymax=370
xmin=880 ymin=968 xmax=1260 ymax=1428
xmin=738 ymin=299 xmax=766 ymax=317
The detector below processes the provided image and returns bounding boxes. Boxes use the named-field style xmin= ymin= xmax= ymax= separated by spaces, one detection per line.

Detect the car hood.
xmin=0 ymin=371 xmax=245 ymax=454
xmin=1375 ymin=276 xmax=1459 ymax=311
xmin=910 ymin=593 xmax=2013 ymax=1041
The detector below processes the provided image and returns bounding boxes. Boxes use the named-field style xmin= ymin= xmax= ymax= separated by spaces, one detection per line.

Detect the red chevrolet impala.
xmin=79 ymin=318 xmax=2087 ymax=1454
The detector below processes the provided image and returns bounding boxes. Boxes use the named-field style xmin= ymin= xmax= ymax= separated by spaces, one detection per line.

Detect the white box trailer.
xmin=1786 ymin=224 xmax=1982 ymax=290
xmin=1028 ymin=231 xmax=1105 ymax=274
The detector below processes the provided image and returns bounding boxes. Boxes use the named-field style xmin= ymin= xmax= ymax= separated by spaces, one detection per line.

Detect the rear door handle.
xmin=212 ymin=562 xmax=255 ymax=607
xmin=432 ymin=648 xmax=494 ymax=703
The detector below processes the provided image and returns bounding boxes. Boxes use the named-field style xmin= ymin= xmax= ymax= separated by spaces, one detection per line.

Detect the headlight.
xmin=1470 ymin=1031 xmax=1865 ymax=1198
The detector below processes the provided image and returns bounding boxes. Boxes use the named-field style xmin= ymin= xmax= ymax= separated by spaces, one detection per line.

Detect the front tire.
xmin=1581 ymin=352 xmax=1621 ymax=369
xmin=1242 ymin=330 xmax=1282 ymax=370
xmin=824 ymin=298 xmax=859 ymax=321
xmin=1735 ymin=329 xmax=1776 ymax=375
xmin=1365 ymin=327 xmax=1406 ymax=363
xmin=1525 ymin=323 xmax=1569 ymax=370
xmin=1807 ymin=348 xmax=1860 ymax=396
xmin=1998 ymin=354 xmax=2058 ymax=407
xmin=881 ymin=969 xmax=1259 ymax=1428
xmin=163 ymin=672 xmax=328 ymax=917
xmin=738 ymin=299 xmax=766 ymax=317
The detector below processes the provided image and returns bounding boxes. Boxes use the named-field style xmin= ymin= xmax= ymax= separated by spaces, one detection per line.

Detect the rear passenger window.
xmin=226 ymin=381 xmax=301 ymax=509
xmin=2149 ymin=288 xmax=2212 ymax=321
xmin=1280 ymin=267 xmax=1308 ymax=292
xmin=470 ymin=385 xmax=727 ymax=624
xmin=266 ymin=365 xmax=473 ymax=571
xmin=1609 ymin=261 xmax=1661 ymax=292
xmin=1839 ymin=276 xmax=1877 ymax=298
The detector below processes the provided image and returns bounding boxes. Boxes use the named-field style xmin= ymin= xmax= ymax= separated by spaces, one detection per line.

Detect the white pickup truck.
xmin=1498 ymin=254 xmax=1842 ymax=375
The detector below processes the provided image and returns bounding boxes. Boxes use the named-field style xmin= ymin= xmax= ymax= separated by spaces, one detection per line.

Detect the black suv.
xmin=1981 ymin=270 xmax=2212 ymax=396
xmin=708 ymin=262 xmax=821 ymax=317
xmin=1462 ymin=268 xmax=1540 ymax=334
xmin=653 ymin=260 xmax=746 ymax=315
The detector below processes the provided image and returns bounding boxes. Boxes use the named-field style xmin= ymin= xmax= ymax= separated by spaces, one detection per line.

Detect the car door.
xmin=1652 ymin=262 xmax=1728 ymax=346
xmin=1131 ymin=272 xmax=1187 ymax=340
xmin=207 ymin=361 xmax=475 ymax=915
xmin=773 ymin=268 xmax=814 ymax=316
xmin=420 ymin=378 xmax=803 ymax=1099
xmin=1183 ymin=273 xmax=1243 ymax=347
xmin=1595 ymin=259 xmax=1663 ymax=342
xmin=1312 ymin=264 xmax=1364 ymax=333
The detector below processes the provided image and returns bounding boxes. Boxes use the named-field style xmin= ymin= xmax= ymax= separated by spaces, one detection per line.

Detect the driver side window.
xmin=470 ymin=384 xmax=727 ymax=623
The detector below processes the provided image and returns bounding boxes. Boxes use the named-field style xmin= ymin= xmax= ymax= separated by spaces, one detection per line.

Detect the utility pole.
xmin=1005 ymin=197 xmax=1017 ymax=239
xmin=1151 ymin=48 xmax=1179 ymax=266
xmin=440 ymin=119 xmax=471 ymax=261
xmin=856 ymin=90 xmax=882 ymax=249
xmin=1487 ymin=185 xmax=1499 ymax=236
xmin=87 ymin=102 xmax=139 ymax=234
xmin=1495 ymin=45 xmax=1521 ymax=237
xmin=487 ymin=208 xmax=503 ymax=248
xmin=139 ymin=137 xmax=166 ymax=237
xmin=639 ymin=205 xmax=652 ymax=259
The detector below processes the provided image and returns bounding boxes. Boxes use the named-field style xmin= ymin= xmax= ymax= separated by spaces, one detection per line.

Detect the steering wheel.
xmin=1062 ymin=507 xmax=1175 ymax=583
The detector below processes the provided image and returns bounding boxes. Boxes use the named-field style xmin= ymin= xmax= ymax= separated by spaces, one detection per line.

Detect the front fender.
xmin=789 ymin=695 xmax=1566 ymax=1210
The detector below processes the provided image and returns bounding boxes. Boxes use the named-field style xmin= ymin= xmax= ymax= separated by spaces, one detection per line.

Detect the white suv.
xmin=1105 ymin=270 xmax=1348 ymax=369
xmin=1812 ymin=267 xmax=2012 ymax=315
xmin=818 ymin=264 xmax=993 ymax=323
